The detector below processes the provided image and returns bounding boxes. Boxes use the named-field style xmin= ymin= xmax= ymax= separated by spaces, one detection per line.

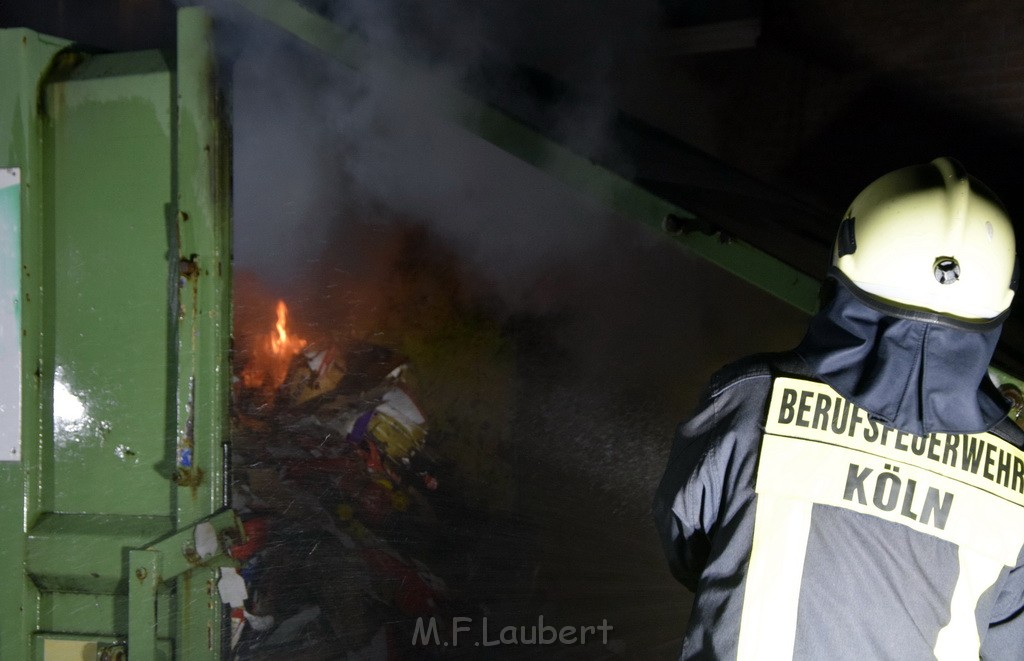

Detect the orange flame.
xmin=241 ymin=299 xmax=307 ymax=392
xmin=271 ymin=301 xmax=295 ymax=354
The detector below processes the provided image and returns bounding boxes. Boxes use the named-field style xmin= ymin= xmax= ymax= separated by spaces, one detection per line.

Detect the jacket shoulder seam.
xmin=707 ymin=353 xmax=784 ymax=398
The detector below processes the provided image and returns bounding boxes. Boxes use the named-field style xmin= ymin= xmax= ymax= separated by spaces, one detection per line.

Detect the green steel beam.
xmin=0 ymin=27 xmax=68 ymax=661
xmin=128 ymin=508 xmax=243 ymax=661
xmin=233 ymin=0 xmax=367 ymax=68
xmin=174 ymin=8 xmax=234 ymax=660
xmin=174 ymin=6 xmax=232 ymax=527
xmin=469 ymin=107 xmax=820 ymax=312
xmin=27 ymin=513 xmax=173 ymax=593
xmin=128 ymin=548 xmax=163 ymax=661
xmin=231 ymin=0 xmax=820 ymax=314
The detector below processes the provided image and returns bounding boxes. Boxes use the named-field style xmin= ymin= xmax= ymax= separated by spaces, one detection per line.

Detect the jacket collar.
xmin=796 ymin=277 xmax=1009 ymax=435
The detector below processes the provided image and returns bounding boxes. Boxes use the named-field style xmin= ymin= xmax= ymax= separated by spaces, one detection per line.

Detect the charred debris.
xmin=225 ymin=225 xmax=568 ymax=659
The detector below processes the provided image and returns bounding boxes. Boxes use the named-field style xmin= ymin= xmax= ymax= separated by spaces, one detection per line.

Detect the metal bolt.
xmin=663 ymin=214 xmax=685 ymax=234
xmin=934 ymin=257 xmax=960 ymax=284
xmin=135 ymin=567 xmax=148 ymax=581
xmin=99 ymin=643 xmax=127 ymax=661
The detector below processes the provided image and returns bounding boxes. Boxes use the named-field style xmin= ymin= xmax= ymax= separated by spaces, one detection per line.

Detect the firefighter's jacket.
xmin=654 ymin=279 xmax=1024 ymax=660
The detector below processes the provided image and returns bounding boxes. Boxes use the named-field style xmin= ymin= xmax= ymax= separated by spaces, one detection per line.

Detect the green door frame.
xmin=0 ymin=8 xmax=237 ymax=660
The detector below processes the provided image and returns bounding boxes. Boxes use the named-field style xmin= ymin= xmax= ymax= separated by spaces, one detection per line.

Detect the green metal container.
xmin=0 ymin=9 xmax=238 ymax=661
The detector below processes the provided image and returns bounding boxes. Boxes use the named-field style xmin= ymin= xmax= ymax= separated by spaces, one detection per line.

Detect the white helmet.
xmin=833 ymin=157 xmax=1017 ymax=323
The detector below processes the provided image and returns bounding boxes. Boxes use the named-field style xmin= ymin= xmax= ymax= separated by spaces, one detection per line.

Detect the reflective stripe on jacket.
xmin=653 ymin=353 xmax=1024 ymax=660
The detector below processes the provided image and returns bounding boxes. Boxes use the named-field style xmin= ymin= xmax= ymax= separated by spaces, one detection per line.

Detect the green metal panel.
xmin=0 ymin=9 xmax=232 ymax=660
xmin=45 ymin=48 xmax=176 ymax=516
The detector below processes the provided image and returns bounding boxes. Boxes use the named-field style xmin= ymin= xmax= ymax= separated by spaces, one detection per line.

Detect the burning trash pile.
xmin=225 ymin=258 xmax=532 ymax=659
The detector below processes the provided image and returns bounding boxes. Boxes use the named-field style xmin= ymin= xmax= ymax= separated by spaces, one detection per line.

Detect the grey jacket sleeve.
xmin=652 ymin=387 xmax=723 ymax=592
xmin=981 ymin=549 xmax=1024 ymax=660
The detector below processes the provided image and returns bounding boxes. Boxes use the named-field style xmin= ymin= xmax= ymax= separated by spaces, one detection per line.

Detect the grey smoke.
xmin=215 ymin=0 xmax=811 ymax=486
xmin=227 ymin=0 xmax=650 ymax=297
xmin=221 ymin=0 xmax=810 ymax=450
xmin=211 ymin=3 xmax=810 ymax=656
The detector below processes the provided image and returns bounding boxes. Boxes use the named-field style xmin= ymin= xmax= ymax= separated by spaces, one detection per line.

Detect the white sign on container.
xmin=0 ymin=168 xmax=20 ymax=461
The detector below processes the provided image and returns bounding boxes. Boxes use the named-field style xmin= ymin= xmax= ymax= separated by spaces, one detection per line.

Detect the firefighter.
xmin=653 ymin=158 xmax=1024 ymax=660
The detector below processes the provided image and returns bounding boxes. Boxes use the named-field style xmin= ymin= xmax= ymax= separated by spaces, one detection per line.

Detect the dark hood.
xmin=796 ymin=275 xmax=1009 ymax=435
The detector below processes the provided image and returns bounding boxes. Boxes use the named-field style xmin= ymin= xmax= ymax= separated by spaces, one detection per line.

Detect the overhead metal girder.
xmin=230 ymin=0 xmax=820 ymax=315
